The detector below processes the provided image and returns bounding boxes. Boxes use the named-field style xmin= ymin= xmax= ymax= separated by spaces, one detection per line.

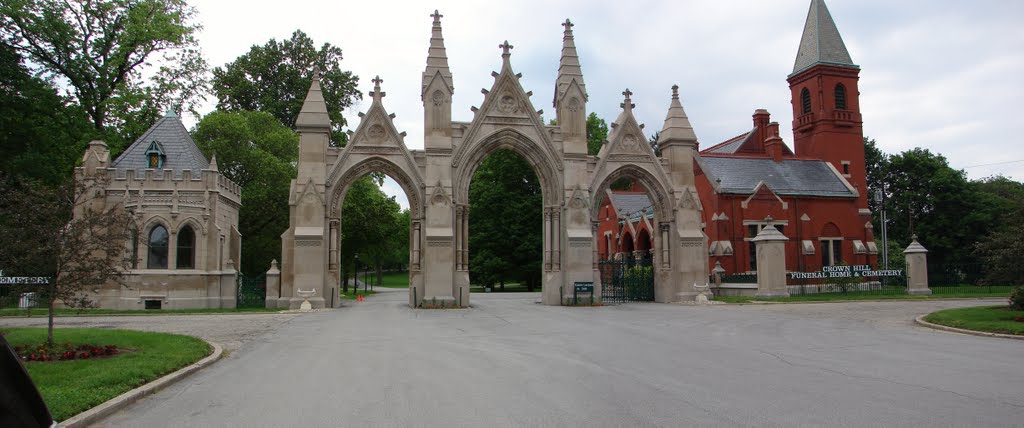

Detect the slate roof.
xmin=699 ymin=156 xmax=856 ymax=198
xmin=610 ymin=193 xmax=653 ymax=218
xmin=792 ymin=0 xmax=857 ymax=76
xmin=705 ymin=130 xmax=753 ymax=154
xmin=112 ymin=111 xmax=208 ymax=174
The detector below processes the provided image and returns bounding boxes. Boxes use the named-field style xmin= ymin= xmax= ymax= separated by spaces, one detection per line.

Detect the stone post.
xmin=712 ymin=261 xmax=725 ymax=287
xmin=220 ymin=259 xmax=238 ymax=309
xmin=753 ymin=217 xmax=789 ymax=298
xmin=265 ymin=259 xmax=281 ymax=309
xmin=903 ymin=235 xmax=931 ymax=295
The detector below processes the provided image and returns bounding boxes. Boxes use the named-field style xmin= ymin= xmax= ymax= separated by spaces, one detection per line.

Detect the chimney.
xmin=753 ymin=109 xmax=770 ymax=152
xmin=765 ymin=122 xmax=784 ymax=162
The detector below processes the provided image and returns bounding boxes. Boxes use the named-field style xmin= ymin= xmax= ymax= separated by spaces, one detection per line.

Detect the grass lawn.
xmin=469 ymin=283 xmax=539 ymax=293
xmin=378 ymin=271 xmax=410 ymax=288
xmin=716 ymin=291 xmax=1012 ymax=304
xmin=924 ymin=305 xmax=1024 ymax=335
xmin=339 ymin=289 xmax=376 ymax=300
xmin=1 ymin=328 xmax=211 ymax=421
xmin=0 ymin=307 xmax=280 ymax=317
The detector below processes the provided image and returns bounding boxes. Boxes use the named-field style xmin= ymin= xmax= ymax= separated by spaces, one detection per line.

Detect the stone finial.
xmin=312 ymin=67 xmax=321 ymax=81
xmin=370 ymin=75 xmax=385 ymax=103
xmin=562 ymin=18 xmax=574 ymax=33
xmin=671 ymin=84 xmax=680 ymax=100
xmin=713 ymin=261 xmax=726 ymax=274
xmin=765 ymin=215 xmax=774 ymax=225
xmin=620 ymin=88 xmax=635 ymax=111
xmin=499 ymin=40 xmax=514 ymax=56
xmin=431 ymin=9 xmax=443 ymax=23
xmin=904 ymin=235 xmax=928 ymax=254
xmin=657 ymin=83 xmax=698 ymax=148
xmin=554 ymin=17 xmax=587 ymax=107
xmin=208 ymin=153 xmax=219 ymax=172
xmin=423 ymin=9 xmax=453 ymax=96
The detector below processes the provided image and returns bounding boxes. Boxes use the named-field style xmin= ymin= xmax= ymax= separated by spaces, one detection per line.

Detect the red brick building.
xmin=598 ymin=0 xmax=878 ymax=276
xmin=696 ymin=0 xmax=876 ymax=275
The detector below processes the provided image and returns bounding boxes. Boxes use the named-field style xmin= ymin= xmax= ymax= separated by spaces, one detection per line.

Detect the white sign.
xmin=789 ymin=265 xmax=903 ymax=280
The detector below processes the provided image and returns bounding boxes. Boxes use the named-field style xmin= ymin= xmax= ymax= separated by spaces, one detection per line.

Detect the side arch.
xmin=589 ymin=164 xmax=674 ymax=221
xmin=327 ymin=156 xmax=425 ymax=220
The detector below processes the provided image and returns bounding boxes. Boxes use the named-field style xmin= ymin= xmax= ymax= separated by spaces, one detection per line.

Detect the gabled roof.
xmin=699 ymin=156 xmax=856 ymax=198
xmin=792 ymin=0 xmax=857 ymax=76
xmin=702 ymin=129 xmax=794 ymax=156
xmin=112 ymin=111 xmax=208 ymax=173
xmin=610 ymin=193 xmax=653 ymax=218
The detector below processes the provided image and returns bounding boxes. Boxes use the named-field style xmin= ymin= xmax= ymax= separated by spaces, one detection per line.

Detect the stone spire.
xmin=657 ymin=85 xmax=698 ymax=147
xmin=296 ymin=68 xmax=331 ymax=130
xmin=422 ymin=10 xmax=453 ymax=96
xmin=553 ymin=18 xmax=587 ymax=107
xmin=792 ymin=0 xmax=857 ymax=75
xmin=208 ymin=153 xmax=218 ymax=172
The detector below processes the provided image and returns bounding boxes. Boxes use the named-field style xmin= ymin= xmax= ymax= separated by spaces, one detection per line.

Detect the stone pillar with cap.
xmin=753 ymin=216 xmax=790 ymax=298
xmin=903 ymin=235 xmax=931 ymax=295
xmin=220 ymin=259 xmax=239 ymax=309
xmin=265 ymin=259 xmax=281 ymax=308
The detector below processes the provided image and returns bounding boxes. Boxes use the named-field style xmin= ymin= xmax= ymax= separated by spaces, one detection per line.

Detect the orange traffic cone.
xmin=357 ymin=294 xmax=363 ymax=302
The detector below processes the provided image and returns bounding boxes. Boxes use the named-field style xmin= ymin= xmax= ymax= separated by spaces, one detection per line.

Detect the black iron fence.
xmin=236 ymin=273 xmax=266 ymax=308
xmin=599 ymin=258 xmax=655 ymax=304
xmin=928 ymin=263 xmax=1014 ymax=295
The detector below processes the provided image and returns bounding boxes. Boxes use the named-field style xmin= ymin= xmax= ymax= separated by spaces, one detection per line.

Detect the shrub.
xmin=1010 ymin=286 xmax=1024 ymax=311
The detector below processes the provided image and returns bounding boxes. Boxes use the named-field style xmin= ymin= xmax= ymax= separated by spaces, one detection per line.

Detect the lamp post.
xmin=874 ymin=189 xmax=889 ymax=270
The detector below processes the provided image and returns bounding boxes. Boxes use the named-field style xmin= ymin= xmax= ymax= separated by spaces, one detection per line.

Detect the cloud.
xmin=189 ymin=0 xmax=1024 ymax=185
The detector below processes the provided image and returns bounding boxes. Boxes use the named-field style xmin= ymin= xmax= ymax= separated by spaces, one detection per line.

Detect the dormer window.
xmin=144 ymin=141 xmax=166 ymax=169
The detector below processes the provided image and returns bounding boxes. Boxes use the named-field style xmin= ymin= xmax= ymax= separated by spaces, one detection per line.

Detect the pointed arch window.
xmin=147 ymin=225 xmax=169 ymax=269
xmin=800 ymin=88 xmax=812 ymax=114
xmin=177 ymin=225 xmax=195 ymax=269
xmin=834 ymin=84 xmax=847 ymax=110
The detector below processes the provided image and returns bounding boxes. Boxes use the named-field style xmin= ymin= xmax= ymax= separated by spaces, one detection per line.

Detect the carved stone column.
xmin=660 ymin=223 xmax=671 ymax=269
xmin=544 ymin=208 xmax=552 ymax=271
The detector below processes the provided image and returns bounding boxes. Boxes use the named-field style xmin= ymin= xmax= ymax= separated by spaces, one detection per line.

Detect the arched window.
xmin=147 ymin=225 xmax=169 ymax=269
xmin=834 ymin=84 xmax=847 ymax=110
xmin=800 ymin=88 xmax=812 ymax=114
xmin=177 ymin=225 xmax=195 ymax=269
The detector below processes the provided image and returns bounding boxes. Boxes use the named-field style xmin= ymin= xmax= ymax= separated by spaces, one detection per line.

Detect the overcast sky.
xmin=189 ymin=0 xmax=1024 ymax=209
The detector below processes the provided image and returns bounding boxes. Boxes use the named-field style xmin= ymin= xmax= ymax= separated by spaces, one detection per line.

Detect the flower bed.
xmin=15 ymin=342 xmax=120 ymax=362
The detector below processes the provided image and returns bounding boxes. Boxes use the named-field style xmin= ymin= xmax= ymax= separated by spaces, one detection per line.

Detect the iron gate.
xmin=599 ymin=258 xmax=655 ymax=304
xmin=236 ymin=273 xmax=266 ymax=308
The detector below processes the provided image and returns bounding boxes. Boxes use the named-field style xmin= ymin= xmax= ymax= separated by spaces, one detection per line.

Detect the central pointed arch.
xmin=453 ymin=128 xmax=562 ymax=206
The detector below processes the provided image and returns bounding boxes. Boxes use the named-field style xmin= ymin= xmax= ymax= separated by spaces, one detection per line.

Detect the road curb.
xmin=0 ymin=311 xmax=285 ymax=319
xmin=61 ymin=339 xmax=225 ymax=428
xmin=914 ymin=315 xmax=1024 ymax=341
xmin=722 ymin=297 xmax=1005 ymax=305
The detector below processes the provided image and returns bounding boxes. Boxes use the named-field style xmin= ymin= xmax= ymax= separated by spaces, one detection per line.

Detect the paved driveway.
xmin=5 ymin=290 xmax=1022 ymax=427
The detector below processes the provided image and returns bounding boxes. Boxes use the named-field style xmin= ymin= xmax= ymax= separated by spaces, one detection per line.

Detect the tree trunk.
xmin=47 ymin=297 xmax=56 ymax=347
xmin=500 ymin=279 xmax=505 ymax=291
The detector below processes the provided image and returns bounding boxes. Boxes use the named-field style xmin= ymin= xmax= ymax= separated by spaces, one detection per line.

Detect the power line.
xmin=963 ymin=159 xmax=1024 ymax=169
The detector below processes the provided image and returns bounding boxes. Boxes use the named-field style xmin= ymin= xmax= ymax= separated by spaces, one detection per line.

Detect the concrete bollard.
xmin=265 ymin=259 xmax=281 ymax=309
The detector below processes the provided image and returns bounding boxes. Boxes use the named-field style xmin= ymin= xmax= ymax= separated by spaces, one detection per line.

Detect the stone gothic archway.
xmin=276 ymin=14 xmax=708 ymax=309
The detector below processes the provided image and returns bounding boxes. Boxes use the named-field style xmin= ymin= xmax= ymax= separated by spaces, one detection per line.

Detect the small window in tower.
xmin=843 ymin=164 xmax=850 ymax=175
xmin=835 ymin=84 xmax=847 ymax=110
xmin=800 ymin=88 xmax=812 ymax=114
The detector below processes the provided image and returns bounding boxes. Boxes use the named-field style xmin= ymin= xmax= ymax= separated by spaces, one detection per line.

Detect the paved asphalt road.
xmin=18 ymin=289 xmax=1024 ymax=427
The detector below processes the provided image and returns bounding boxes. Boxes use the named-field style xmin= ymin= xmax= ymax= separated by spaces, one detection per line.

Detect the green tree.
xmin=469 ymin=149 xmax=543 ymax=290
xmin=586 ymin=112 xmax=608 ymax=156
xmin=0 ymin=44 xmax=94 ymax=185
xmin=340 ymin=175 xmax=406 ymax=292
xmin=211 ymin=30 xmax=361 ymax=145
xmin=192 ymin=110 xmax=298 ymax=275
xmin=879 ymin=148 xmax=992 ymax=267
xmin=0 ymin=174 xmax=132 ymax=345
xmin=1 ymin=0 xmax=207 ymax=149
